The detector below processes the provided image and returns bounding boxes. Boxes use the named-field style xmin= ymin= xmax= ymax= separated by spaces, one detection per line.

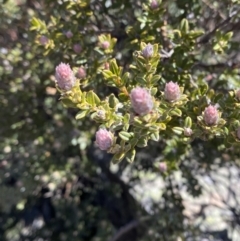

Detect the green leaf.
xmin=184 ymin=117 xmax=192 ymax=128
xmin=109 ymin=59 xmax=119 ymax=76
xmin=102 ymin=70 xmax=114 ymax=79
xmin=172 ymin=127 xmax=184 ymax=135
xmin=188 ymin=30 xmax=204 ymax=39
xmin=86 ymin=91 xmax=100 ymax=106
xmin=122 ymin=72 xmax=130 ymax=84
xmin=111 ymin=152 xmax=125 ymax=164
xmin=61 ymin=98 xmax=76 ymax=108
xmin=136 ymin=137 xmax=148 ymax=148
xmin=156 ymin=123 xmax=166 ymax=130
xmin=150 ymin=131 xmax=160 ymax=141
xmin=119 ymin=131 xmax=133 ymax=141
xmin=109 ymin=94 xmax=119 ymax=108
xmin=125 ymin=149 xmax=136 ymax=163
xmin=76 ymin=110 xmax=89 ymax=120
xmin=170 ymin=108 xmax=182 ymax=117
xmin=150 ymin=75 xmax=161 ymax=85
xmin=123 ymin=114 xmax=130 ymax=131
xmin=129 ymin=138 xmax=139 ymax=147
xmin=151 ymin=87 xmax=158 ymax=95
xmin=180 ymin=18 xmax=189 ymax=33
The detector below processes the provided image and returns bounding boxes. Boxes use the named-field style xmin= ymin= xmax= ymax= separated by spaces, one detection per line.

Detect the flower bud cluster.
xmin=65 ymin=30 xmax=73 ymax=38
xmin=39 ymin=35 xmax=49 ymax=45
xmin=130 ymin=87 xmax=153 ymax=116
xmin=55 ymin=63 xmax=76 ymax=91
xmin=203 ymin=105 xmax=219 ymax=126
xmin=142 ymin=44 xmax=154 ymax=58
xmin=101 ymin=41 xmax=110 ymax=49
xmin=184 ymin=128 xmax=193 ymax=137
xmin=150 ymin=0 xmax=159 ymax=10
xmin=77 ymin=67 xmax=86 ymax=79
xmin=95 ymin=129 xmax=113 ymax=151
xmin=73 ymin=44 xmax=82 ymax=54
xmin=164 ymin=81 xmax=181 ymax=102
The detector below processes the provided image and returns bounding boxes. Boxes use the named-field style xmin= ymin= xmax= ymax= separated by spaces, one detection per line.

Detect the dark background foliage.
xmin=0 ymin=0 xmax=240 ymax=240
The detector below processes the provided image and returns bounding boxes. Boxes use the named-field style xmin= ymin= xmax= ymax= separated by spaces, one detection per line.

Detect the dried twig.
xmin=108 ymin=216 xmax=150 ymax=241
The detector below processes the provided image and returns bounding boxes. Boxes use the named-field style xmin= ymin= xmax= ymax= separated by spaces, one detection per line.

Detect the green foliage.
xmin=1 ymin=0 xmax=240 ymax=240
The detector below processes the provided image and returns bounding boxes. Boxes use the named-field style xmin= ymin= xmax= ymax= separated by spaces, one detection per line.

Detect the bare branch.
xmin=198 ymin=8 xmax=240 ymax=44
xmin=108 ymin=217 xmax=150 ymax=241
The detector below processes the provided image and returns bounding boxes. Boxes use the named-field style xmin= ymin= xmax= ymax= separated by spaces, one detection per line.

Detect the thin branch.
xmin=198 ymin=8 xmax=240 ymax=44
xmin=202 ymin=0 xmax=226 ymax=19
xmin=108 ymin=216 xmax=150 ymax=241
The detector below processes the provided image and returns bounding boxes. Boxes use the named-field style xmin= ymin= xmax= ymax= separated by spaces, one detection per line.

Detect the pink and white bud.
xmin=159 ymin=162 xmax=167 ymax=172
xmin=65 ymin=30 xmax=73 ymax=38
xmin=39 ymin=35 xmax=49 ymax=45
xmin=142 ymin=43 xmax=154 ymax=58
xmin=150 ymin=0 xmax=159 ymax=9
xmin=101 ymin=41 xmax=110 ymax=49
xmin=104 ymin=62 xmax=110 ymax=70
xmin=77 ymin=67 xmax=86 ymax=79
xmin=97 ymin=110 xmax=106 ymax=120
xmin=203 ymin=105 xmax=219 ymax=126
xmin=164 ymin=81 xmax=181 ymax=102
xmin=130 ymin=87 xmax=153 ymax=116
xmin=55 ymin=63 xmax=76 ymax=91
xmin=73 ymin=44 xmax=82 ymax=54
xmin=236 ymin=89 xmax=240 ymax=101
xmin=184 ymin=128 xmax=193 ymax=137
xmin=95 ymin=129 xmax=113 ymax=151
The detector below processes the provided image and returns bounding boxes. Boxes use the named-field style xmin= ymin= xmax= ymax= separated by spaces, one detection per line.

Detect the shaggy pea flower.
xmin=159 ymin=162 xmax=167 ymax=172
xmin=203 ymin=105 xmax=219 ymax=126
xmin=77 ymin=67 xmax=86 ymax=79
xmin=73 ymin=44 xmax=82 ymax=54
xmin=150 ymin=0 xmax=159 ymax=9
xmin=95 ymin=129 xmax=113 ymax=151
xmin=39 ymin=35 xmax=49 ymax=45
xmin=164 ymin=81 xmax=181 ymax=102
xmin=142 ymin=43 xmax=153 ymax=58
xmin=65 ymin=30 xmax=73 ymax=38
xmin=101 ymin=41 xmax=110 ymax=49
xmin=184 ymin=128 xmax=193 ymax=137
xmin=104 ymin=62 xmax=110 ymax=70
xmin=130 ymin=87 xmax=153 ymax=116
xmin=55 ymin=63 xmax=76 ymax=91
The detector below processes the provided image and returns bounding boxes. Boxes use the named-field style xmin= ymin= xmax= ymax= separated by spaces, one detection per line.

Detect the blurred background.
xmin=0 ymin=0 xmax=240 ymax=240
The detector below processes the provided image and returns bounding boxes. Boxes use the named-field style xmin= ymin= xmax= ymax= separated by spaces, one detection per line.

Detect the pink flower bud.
xmin=142 ymin=43 xmax=153 ymax=58
xmin=39 ymin=35 xmax=49 ymax=45
xmin=77 ymin=67 xmax=86 ymax=79
xmin=203 ymin=105 xmax=219 ymax=126
xmin=65 ymin=30 xmax=73 ymax=38
xmin=104 ymin=62 xmax=110 ymax=70
xmin=159 ymin=162 xmax=167 ymax=172
xmin=236 ymin=127 xmax=240 ymax=140
xmin=97 ymin=110 xmax=106 ymax=120
xmin=101 ymin=41 xmax=110 ymax=49
xmin=73 ymin=44 xmax=82 ymax=54
xmin=95 ymin=129 xmax=113 ymax=151
xmin=130 ymin=87 xmax=153 ymax=116
xmin=55 ymin=63 xmax=76 ymax=91
xmin=164 ymin=81 xmax=181 ymax=102
xmin=184 ymin=128 xmax=193 ymax=137
xmin=236 ymin=89 xmax=240 ymax=101
xmin=150 ymin=0 xmax=159 ymax=9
